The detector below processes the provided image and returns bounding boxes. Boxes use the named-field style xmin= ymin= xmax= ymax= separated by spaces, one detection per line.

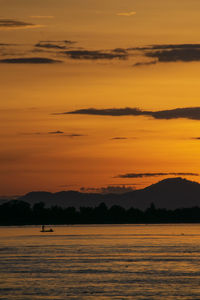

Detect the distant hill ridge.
xmin=5 ymin=177 xmax=200 ymax=210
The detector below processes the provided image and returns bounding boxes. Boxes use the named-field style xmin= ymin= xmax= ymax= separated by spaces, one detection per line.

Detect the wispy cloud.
xmin=63 ymin=107 xmax=200 ymax=121
xmin=63 ymin=50 xmax=128 ymax=60
xmin=111 ymin=137 xmax=128 ymax=140
xmin=21 ymin=131 xmax=85 ymax=137
xmin=0 ymin=43 xmax=17 ymax=46
xmin=133 ymin=61 xmax=157 ymax=67
xmin=0 ymin=19 xmax=42 ymax=30
xmin=35 ymin=43 xmax=66 ymax=50
xmin=3 ymin=41 xmax=200 ymax=67
xmin=80 ymin=185 xmax=135 ymax=194
xmin=41 ymin=40 xmax=76 ymax=44
xmin=48 ymin=131 xmax=64 ymax=134
xmin=116 ymin=11 xmax=136 ymax=17
xmin=0 ymin=57 xmax=62 ymax=64
xmin=116 ymin=172 xmax=199 ymax=178
xmin=63 ymin=134 xmax=85 ymax=138
xmin=113 ymin=48 xmax=128 ymax=54
xmin=35 ymin=40 xmax=76 ymax=50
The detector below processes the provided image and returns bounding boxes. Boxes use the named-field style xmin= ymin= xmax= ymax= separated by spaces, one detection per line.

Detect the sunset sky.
xmin=1 ymin=0 xmax=200 ymax=196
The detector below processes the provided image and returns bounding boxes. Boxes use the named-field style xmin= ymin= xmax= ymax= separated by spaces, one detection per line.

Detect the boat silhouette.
xmin=40 ymin=225 xmax=54 ymax=232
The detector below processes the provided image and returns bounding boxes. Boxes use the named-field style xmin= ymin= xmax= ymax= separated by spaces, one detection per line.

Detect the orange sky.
xmin=1 ymin=0 xmax=200 ymax=195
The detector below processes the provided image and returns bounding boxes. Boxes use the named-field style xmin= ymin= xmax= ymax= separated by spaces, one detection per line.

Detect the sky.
xmin=1 ymin=0 xmax=200 ymax=196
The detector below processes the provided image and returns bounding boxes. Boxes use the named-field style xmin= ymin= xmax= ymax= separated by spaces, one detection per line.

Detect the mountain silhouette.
xmin=16 ymin=177 xmax=200 ymax=210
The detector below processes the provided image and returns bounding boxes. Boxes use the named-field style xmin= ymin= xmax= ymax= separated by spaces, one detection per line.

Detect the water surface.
xmin=1 ymin=224 xmax=200 ymax=299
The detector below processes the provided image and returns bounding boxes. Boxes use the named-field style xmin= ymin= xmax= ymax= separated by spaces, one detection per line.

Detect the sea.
xmin=1 ymin=224 xmax=200 ymax=299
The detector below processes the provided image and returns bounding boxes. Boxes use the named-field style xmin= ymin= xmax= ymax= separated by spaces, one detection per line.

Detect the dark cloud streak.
xmin=135 ymin=44 xmax=200 ymax=64
xmin=43 ymin=40 xmax=76 ymax=44
xmin=60 ymin=107 xmax=200 ymax=121
xmin=149 ymin=44 xmax=200 ymax=50
xmin=35 ymin=40 xmax=76 ymax=50
xmin=48 ymin=131 xmax=64 ymax=134
xmin=63 ymin=134 xmax=85 ymax=138
xmin=133 ymin=61 xmax=157 ymax=67
xmin=63 ymin=50 xmax=128 ymax=60
xmin=111 ymin=137 xmax=128 ymax=140
xmin=146 ymin=48 xmax=200 ymax=63
xmin=130 ymin=44 xmax=200 ymax=66
xmin=0 ymin=19 xmax=40 ymax=29
xmin=80 ymin=185 xmax=135 ymax=194
xmin=117 ymin=172 xmax=199 ymax=178
xmin=0 ymin=57 xmax=62 ymax=64
xmin=35 ymin=43 xmax=67 ymax=50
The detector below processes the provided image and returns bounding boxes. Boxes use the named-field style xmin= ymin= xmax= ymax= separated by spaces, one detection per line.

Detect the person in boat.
xmin=41 ymin=225 xmax=53 ymax=232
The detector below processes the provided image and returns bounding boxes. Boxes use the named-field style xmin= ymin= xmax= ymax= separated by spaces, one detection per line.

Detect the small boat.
xmin=40 ymin=225 xmax=54 ymax=232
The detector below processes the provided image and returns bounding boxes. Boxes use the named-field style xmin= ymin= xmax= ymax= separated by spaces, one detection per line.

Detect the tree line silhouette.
xmin=1 ymin=200 xmax=200 ymax=225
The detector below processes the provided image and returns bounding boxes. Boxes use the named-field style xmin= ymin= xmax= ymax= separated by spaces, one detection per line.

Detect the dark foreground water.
xmin=1 ymin=224 xmax=200 ymax=299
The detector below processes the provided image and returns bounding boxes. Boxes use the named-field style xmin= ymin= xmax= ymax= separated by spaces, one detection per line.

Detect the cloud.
xmin=35 ymin=40 xmax=76 ymax=50
xmin=0 ymin=43 xmax=17 ymax=46
xmin=21 ymin=131 xmax=84 ymax=137
xmin=3 ymin=41 xmax=200 ymax=67
xmin=63 ymin=107 xmax=200 ymax=121
xmin=111 ymin=137 xmax=128 ymax=140
xmin=133 ymin=61 xmax=157 ymax=67
xmin=35 ymin=43 xmax=67 ymax=50
xmin=116 ymin=11 xmax=136 ymax=16
xmin=129 ymin=44 xmax=200 ymax=51
xmin=113 ymin=48 xmax=128 ymax=54
xmin=116 ymin=172 xmax=199 ymax=178
xmin=62 ymin=107 xmax=144 ymax=116
xmin=48 ymin=131 xmax=64 ymax=134
xmin=128 ymin=44 xmax=200 ymax=66
xmin=149 ymin=44 xmax=200 ymax=50
xmin=63 ymin=134 xmax=85 ymax=138
xmin=0 ymin=19 xmax=42 ymax=29
xmin=135 ymin=44 xmax=200 ymax=64
xmin=146 ymin=49 xmax=200 ymax=63
xmin=63 ymin=50 xmax=128 ymax=60
xmin=0 ymin=57 xmax=62 ymax=64
xmin=152 ymin=107 xmax=200 ymax=120
xmin=42 ymin=40 xmax=76 ymax=44
xmin=80 ymin=185 xmax=135 ymax=194
xmin=48 ymin=132 xmax=86 ymax=138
